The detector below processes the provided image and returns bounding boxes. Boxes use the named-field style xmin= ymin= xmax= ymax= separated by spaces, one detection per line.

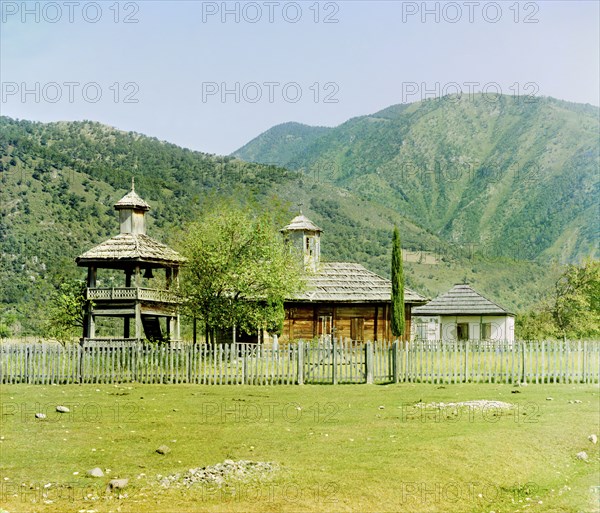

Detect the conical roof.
xmin=114 ymin=178 xmax=150 ymax=211
xmin=412 ymin=284 xmax=513 ymax=315
xmin=281 ymin=214 xmax=322 ymax=232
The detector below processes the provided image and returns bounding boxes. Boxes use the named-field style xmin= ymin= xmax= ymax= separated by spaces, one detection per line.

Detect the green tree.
xmin=179 ymin=204 xmax=303 ymax=342
xmin=550 ymin=260 xmax=600 ymax=340
xmin=515 ymin=309 xmax=558 ymax=340
xmin=391 ymin=225 xmax=405 ymax=339
xmin=46 ymin=279 xmax=87 ymax=345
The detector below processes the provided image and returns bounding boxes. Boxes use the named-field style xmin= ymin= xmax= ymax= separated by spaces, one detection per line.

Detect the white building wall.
xmin=412 ymin=315 xmax=515 ymax=342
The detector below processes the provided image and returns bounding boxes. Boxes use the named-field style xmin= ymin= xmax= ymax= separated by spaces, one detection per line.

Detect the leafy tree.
xmin=391 ymin=225 xmax=405 ymax=339
xmin=46 ymin=279 xmax=87 ymax=345
xmin=179 ymin=204 xmax=303 ymax=342
xmin=515 ymin=309 xmax=557 ymax=340
xmin=550 ymin=259 xmax=600 ymax=340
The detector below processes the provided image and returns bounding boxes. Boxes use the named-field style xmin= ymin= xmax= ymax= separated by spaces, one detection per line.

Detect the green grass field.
xmin=1 ymin=383 xmax=598 ymax=513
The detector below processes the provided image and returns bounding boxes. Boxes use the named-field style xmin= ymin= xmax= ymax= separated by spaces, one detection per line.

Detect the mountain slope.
xmin=2 ymin=116 xmax=466 ymax=334
xmin=233 ymin=95 xmax=600 ymax=263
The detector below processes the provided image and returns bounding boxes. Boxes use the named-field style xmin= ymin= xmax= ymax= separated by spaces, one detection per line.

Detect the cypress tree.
xmin=391 ymin=225 xmax=405 ymax=339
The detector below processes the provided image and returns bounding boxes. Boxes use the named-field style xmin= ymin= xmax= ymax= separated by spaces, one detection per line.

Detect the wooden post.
xmin=521 ymin=340 xmax=526 ymax=384
xmin=297 ymin=341 xmax=304 ymax=385
xmin=392 ymin=340 xmax=399 ymax=383
xmin=332 ymin=338 xmax=338 ymax=385
xmin=465 ymin=340 xmax=469 ymax=383
xmin=365 ymin=341 xmax=374 ymax=384
xmin=134 ymin=303 xmax=142 ymax=340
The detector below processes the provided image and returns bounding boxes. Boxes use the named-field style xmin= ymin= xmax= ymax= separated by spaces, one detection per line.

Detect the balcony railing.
xmin=86 ymin=287 xmax=180 ymax=304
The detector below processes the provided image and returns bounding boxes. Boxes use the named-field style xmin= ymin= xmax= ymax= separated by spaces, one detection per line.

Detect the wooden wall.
xmin=282 ymin=302 xmax=414 ymax=342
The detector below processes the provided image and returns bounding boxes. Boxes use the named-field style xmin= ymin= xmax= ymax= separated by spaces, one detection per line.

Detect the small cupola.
xmin=281 ymin=213 xmax=322 ymax=272
xmin=114 ymin=177 xmax=151 ymax=235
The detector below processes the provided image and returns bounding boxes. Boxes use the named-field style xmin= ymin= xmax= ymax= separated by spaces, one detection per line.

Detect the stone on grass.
xmin=56 ymin=406 xmax=70 ymax=413
xmin=106 ymin=478 xmax=128 ymax=492
xmin=35 ymin=413 xmax=46 ymax=419
xmin=546 ymin=397 xmax=553 ymax=401
xmin=156 ymin=445 xmax=171 ymax=455
xmin=576 ymin=451 xmax=588 ymax=461
xmin=87 ymin=467 xmax=104 ymax=478
xmin=589 ymin=434 xmax=598 ymax=444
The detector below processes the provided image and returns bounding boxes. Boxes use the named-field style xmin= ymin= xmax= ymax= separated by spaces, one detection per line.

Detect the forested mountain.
xmin=0 ymin=115 xmax=566 ymax=335
xmin=234 ymin=95 xmax=600 ymax=263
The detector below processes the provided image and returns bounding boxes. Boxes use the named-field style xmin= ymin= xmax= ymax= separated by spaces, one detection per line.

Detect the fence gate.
xmin=303 ymin=339 xmax=366 ymax=384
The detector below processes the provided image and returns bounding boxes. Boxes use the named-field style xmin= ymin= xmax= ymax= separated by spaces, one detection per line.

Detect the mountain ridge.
xmin=232 ymin=94 xmax=600 ymax=263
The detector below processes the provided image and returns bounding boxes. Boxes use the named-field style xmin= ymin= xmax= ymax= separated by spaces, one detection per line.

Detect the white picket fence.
xmin=0 ymin=340 xmax=598 ymax=385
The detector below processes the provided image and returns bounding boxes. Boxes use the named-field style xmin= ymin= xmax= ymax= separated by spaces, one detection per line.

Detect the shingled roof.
xmin=114 ymin=189 xmax=150 ymax=210
xmin=281 ymin=214 xmax=322 ymax=233
xmin=289 ymin=262 xmax=425 ymax=303
xmin=412 ymin=284 xmax=513 ymax=316
xmin=76 ymin=233 xmax=185 ymax=266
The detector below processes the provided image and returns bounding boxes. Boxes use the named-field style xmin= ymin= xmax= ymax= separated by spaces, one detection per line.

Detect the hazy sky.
xmin=1 ymin=1 xmax=599 ymax=155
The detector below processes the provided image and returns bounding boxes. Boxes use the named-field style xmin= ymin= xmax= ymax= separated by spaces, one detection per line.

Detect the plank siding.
xmin=283 ymin=302 xmax=415 ymax=343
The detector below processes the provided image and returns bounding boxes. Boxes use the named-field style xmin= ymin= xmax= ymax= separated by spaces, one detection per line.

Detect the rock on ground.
xmin=156 ymin=445 xmax=171 ymax=455
xmin=87 ymin=467 xmax=104 ymax=478
xmin=589 ymin=434 xmax=598 ymax=444
xmin=106 ymin=478 xmax=129 ymax=492
xmin=576 ymin=451 xmax=589 ymax=461
xmin=55 ymin=406 xmax=70 ymax=413
xmin=158 ymin=460 xmax=278 ymax=489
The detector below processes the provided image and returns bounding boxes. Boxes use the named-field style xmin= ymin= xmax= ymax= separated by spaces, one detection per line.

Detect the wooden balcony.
xmin=86 ymin=287 xmax=180 ymax=304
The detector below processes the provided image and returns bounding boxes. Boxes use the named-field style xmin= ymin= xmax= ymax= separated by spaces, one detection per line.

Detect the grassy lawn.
xmin=0 ymin=383 xmax=598 ymax=513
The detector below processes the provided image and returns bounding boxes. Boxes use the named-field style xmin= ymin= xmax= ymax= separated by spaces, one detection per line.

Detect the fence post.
xmin=464 ymin=341 xmax=469 ymax=383
xmin=297 ymin=341 xmax=304 ymax=385
xmin=332 ymin=338 xmax=338 ymax=385
xmin=392 ymin=340 xmax=399 ymax=383
xmin=365 ymin=341 xmax=374 ymax=384
xmin=521 ymin=340 xmax=526 ymax=384
xmin=77 ymin=344 xmax=83 ymax=384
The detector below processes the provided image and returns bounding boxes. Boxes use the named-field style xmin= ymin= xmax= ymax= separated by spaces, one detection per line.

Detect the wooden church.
xmin=280 ymin=214 xmax=426 ymax=342
xmin=76 ymin=180 xmax=185 ymax=346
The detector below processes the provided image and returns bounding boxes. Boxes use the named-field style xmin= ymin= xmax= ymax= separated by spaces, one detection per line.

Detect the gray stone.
xmin=35 ymin=413 xmax=46 ymax=419
xmin=576 ymin=451 xmax=588 ymax=461
xmin=56 ymin=406 xmax=70 ymax=413
xmin=106 ymin=478 xmax=128 ymax=492
xmin=156 ymin=445 xmax=171 ymax=455
xmin=546 ymin=397 xmax=554 ymax=401
xmin=589 ymin=434 xmax=598 ymax=444
xmin=87 ymin=467 xmax=104 ymax=478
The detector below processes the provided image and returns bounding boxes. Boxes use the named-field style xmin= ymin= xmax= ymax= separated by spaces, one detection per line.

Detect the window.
xmin=351 ymin=318 xmax=364 ymax=342
xmin=481 ymin=323 xmax=492 ymax=340
xmin=457 ymin=323 xmax=469 ymax=340
xmin=306 ymin=237 xmax=313 ymax=256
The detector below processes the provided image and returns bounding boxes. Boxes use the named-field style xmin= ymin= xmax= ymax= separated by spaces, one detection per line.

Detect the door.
xmin=318 ymin=315 xmax=333 ymax=344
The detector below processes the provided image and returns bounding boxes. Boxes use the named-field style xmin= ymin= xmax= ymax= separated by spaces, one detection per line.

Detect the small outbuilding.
xmin=411 ymin=284 xmax=514 ymax=342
